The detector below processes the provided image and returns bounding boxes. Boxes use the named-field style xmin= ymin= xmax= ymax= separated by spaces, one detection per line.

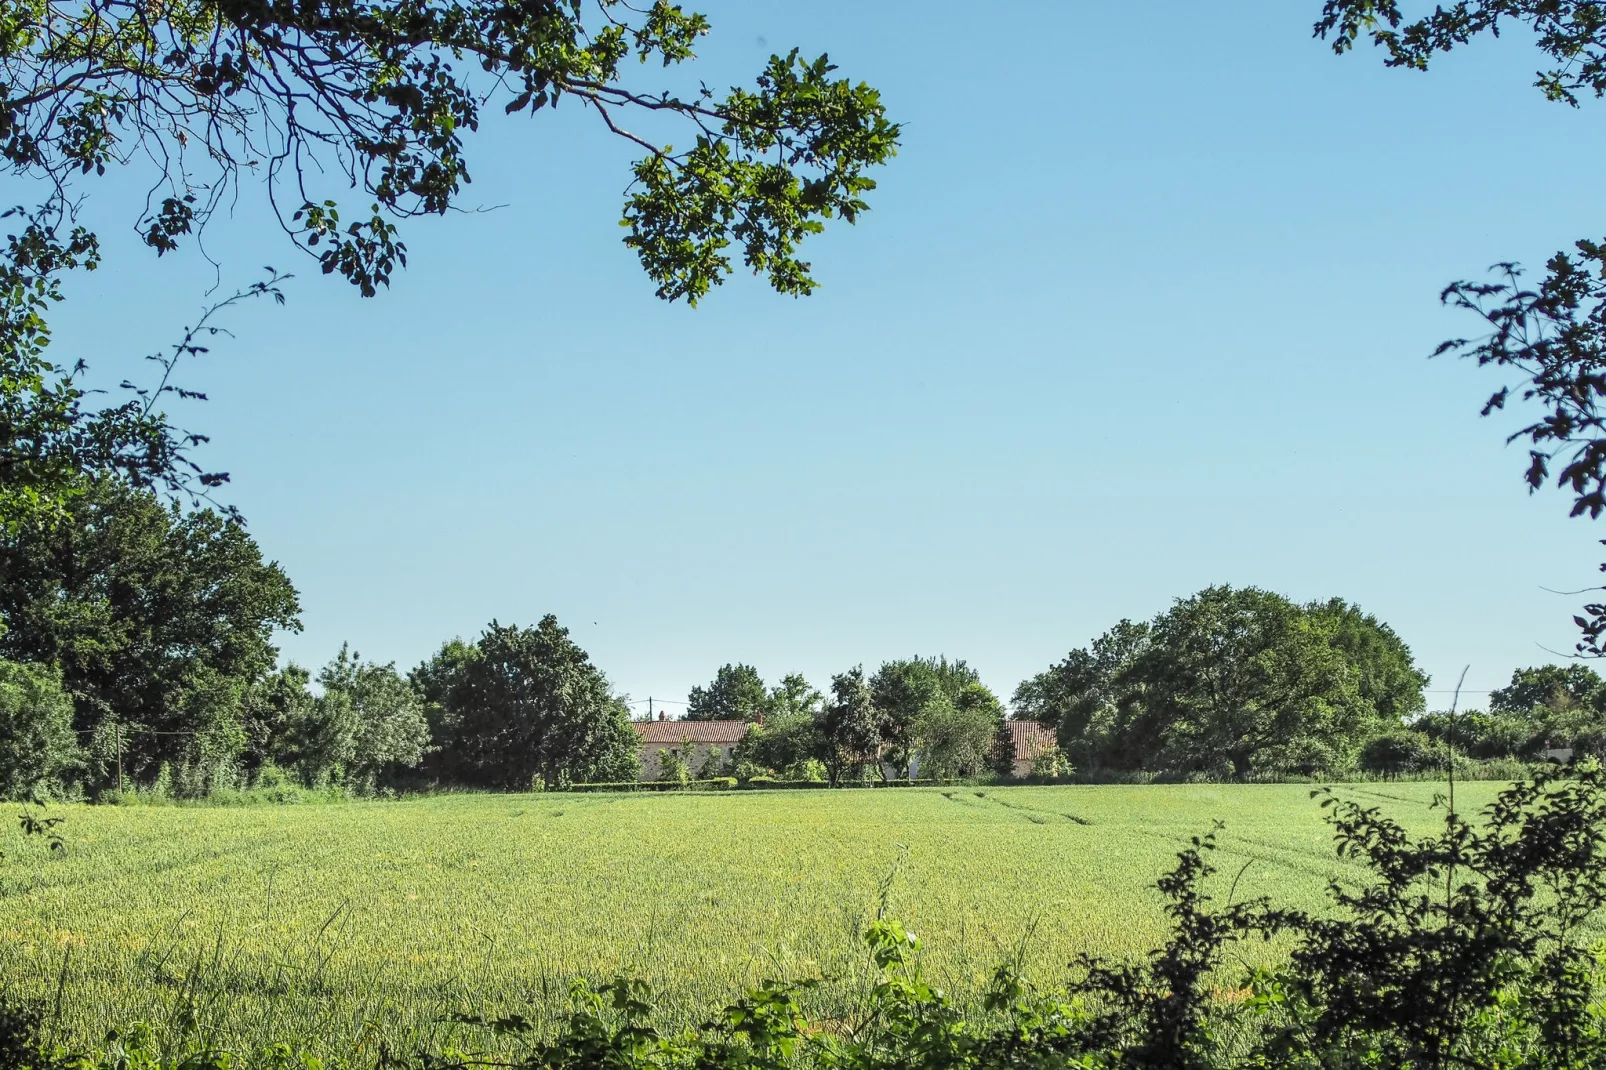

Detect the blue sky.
xmin=49 ymin=1 xmax=1606 ymax=711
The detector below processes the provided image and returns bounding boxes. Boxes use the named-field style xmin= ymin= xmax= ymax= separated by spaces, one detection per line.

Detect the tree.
xmin=766 ymin=673 xmax=824 ymax=720
xmin=686 ymin=663 xmax=768 ymax=721
xmin=239 ymin=663 xmax=315 ymax=777
xmin=1013 ymin=619 xmax=1154 ymax=773
xmin=1490 ymin=664 xmax=1606 ymax=717
xmin=869 ymin=659 xmax=943 ymax=779
xmin=410 ymin=636 xmax=476 ymax=782
xmin=0 ymin=478 xmax=301 ymax=786
xmin=656 ymin=747 xmax=690 ymax=787
xmin=0 ymin=224 xmax=278 ymax=532
xmin=424 ymin=617 xmax=637 ymax=790
xmin=1019 ymin=586 xmax=1427 ymax=780
xmin=913 ymin=682 xmax=1002 ymax=780
xmin=0 ymin=4 xmax=897 ymax=532
xmin=732 ymin=675 xmax=824 ymax=777
xmin=1412 ymin=708 xmax=1537 ymax=761
xmin=816 ymin=666 xmax=880 ymax=786
xmin=1307 ymin=598 xmax=1428 ymax=722
xmin=0 ymin=660 xmax=79 ymax=798
xmin=733 ymin=710 xmax=822 ymax=778
xmin=1359 ymin=728 xmax=1439 ymax=778
xmin=1312 ymin=3 xmax=1606 ymax=653
xmin=1135 ymin=586 xmax=1370 ymax=779
xmin=871 ymin=656 xmax=987 ymax=778
xmin=308 ymin=645 xmax=431 ymax=790
xmin=925 ymin=656 xmax=984 ymax=698
xmin=2 ymin=3 xmax=899 ymax=304
xmin=989 ymin=718 xmax=1017 ymax=779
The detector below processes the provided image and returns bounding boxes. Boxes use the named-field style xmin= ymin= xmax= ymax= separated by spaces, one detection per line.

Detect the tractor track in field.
xmin=970 ymin=792 xmax=1094 ymax=827
xmin=1341 ymin=786 xmax=1439 ymax=808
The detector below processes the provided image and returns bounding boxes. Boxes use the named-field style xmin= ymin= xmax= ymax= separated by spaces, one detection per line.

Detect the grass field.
xmin=0 ymin=782 xmax=1511 ymax=1058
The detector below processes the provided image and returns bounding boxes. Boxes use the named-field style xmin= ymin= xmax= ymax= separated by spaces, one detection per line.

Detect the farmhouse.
xmin=633 ymin=717 xmax=748 ymax=780
xmin=631 ymin=715 xmax=1059 ymax=781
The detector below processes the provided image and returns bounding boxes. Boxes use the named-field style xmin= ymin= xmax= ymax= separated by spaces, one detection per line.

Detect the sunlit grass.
xmin=0 ymin=781 xmax=1504 ymax=1058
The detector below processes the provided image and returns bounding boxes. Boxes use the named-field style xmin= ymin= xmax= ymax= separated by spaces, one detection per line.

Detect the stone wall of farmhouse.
xmin=639 ymin=742 xmax=736 ymax=781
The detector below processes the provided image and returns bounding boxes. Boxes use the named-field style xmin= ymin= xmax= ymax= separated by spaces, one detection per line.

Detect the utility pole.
xmin=647 ymin=696 xmax=653 ymax=721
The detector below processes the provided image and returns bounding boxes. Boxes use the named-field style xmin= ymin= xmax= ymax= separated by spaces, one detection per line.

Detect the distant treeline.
xmin=0 ymin=480 xmax=1588 ymax=800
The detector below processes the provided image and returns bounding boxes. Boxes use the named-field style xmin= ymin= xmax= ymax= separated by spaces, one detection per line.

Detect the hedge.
xmin=565 ymin=777 xmax=737 ymax=793
xmin=567 ymin=777 xmax=976 ymax=793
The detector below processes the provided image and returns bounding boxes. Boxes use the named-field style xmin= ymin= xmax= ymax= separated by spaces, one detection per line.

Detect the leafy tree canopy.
xmin=726 ymin=673 xmax=822 ymax=776
xmin=1012 ymin=618 xmax=1153 ymax=770
xmin=1316 ymin=1 xmax=1606 ymax=106
xmin=239 ymin=662 xmax=314 ymax=774
xmin=0 ymin=0 xmax=899 ymax=303
xmin=816 ymin=665 xmax=878 ymax=786
xmin=1136 ymin=586 xmax=1369 ymax=779
xmin=1305 ymin=598 xmax=1428 ymax=721
xmin=1491 ymin=663 xmax=1606 ymax=716
xmin=0 ymin=658 xmax=78 ymax=798
xmin=912 ymin=682 xmax=1000 ymax=780
xmin=420 ymin=616 xmax=637 ymax=789
xmin=0 ymin=1 xmax=898 ymax=529
xmin=766 ymin=672 xmax=823 ymax=720
xmin=1020 ymin=586 xmax=1429 ymax=780
xmin=870 ymin=656 xmax=991 ymax=778
xmin=869 ymin=658 xmax=944 ymax=776
xmin=411 ymin=636 xmax=475 ymax=746
xmin=0 ymin=477 xmax=300 ymax=783
xmin=310 ymin=644 xmax=431 ymax=788
xmin=686 ymin=662 xmax=768 ymax=721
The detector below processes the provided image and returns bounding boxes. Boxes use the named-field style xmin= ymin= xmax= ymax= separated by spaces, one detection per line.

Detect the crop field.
xmin=0 ymin=782 xmax=1509 ymax=1058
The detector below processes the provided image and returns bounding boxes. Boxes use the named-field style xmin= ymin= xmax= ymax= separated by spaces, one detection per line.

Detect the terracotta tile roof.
xmin=1009 ymin=720 xmax=1055 ymax=761
xmin=634 ymin=719 xmax=750 ymax=745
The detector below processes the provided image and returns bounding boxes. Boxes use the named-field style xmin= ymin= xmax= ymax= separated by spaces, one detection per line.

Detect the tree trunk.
xmin=1229 ymin=748 xmax=1252 ymax=781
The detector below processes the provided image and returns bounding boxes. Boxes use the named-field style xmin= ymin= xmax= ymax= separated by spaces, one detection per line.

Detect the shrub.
xmin=1251 ymin=737 xmax=1351 ymax=779
xmin=1029 ymin=742 xmax=1071 ymax=779
xmin=252 ymin=762 xmax=293 ymax=790
xmin=782 ymin=758 xmax=828 ymax=782
xmin=732 ymin=760 xmax=769 ymax=782
xmin=566 ymin=778 xmax=737 ymax=793
xmin=696 ymin=747 xmax=730 ymax=779
xmin=0 ymin=660 xmax=79 ymax=799
xmin=1467 ymin=757 xmax=1537 ymax=781
xmin=1359 ymin=729 xmax=1437 ymax=777
xmin=656 ymin=747 xmax=690 ymax=786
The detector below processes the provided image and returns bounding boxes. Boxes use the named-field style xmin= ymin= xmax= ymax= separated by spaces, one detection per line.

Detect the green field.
xmin=0 ymin=782 xmax=1507 ymax=1057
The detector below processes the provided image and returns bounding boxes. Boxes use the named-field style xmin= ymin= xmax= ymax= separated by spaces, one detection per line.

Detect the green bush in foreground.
xmin=9 ymin=767 xmax=1606 ymax=1068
